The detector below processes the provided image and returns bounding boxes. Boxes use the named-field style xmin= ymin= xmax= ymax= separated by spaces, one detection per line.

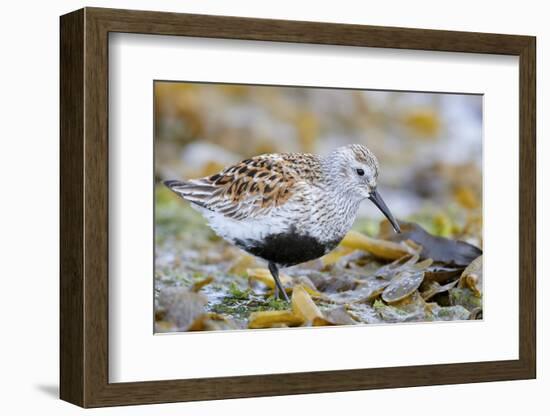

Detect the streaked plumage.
xmin=165 ymin=144 xmax=400 ymax=301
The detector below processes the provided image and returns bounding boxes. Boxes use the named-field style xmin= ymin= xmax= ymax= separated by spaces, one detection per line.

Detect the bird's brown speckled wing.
xmin=165 ymin=153 xmax=322 ymax=220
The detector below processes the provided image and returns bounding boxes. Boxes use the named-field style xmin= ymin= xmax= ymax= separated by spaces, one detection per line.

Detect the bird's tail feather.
xmin=163 ymin=179 xmax=215 ymax=207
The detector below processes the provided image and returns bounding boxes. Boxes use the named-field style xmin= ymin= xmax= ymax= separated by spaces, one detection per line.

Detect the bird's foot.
xmin=269 ymin=262 xmax=290 ymax=302
xmin=278 ymin=287 xmax=290 ymax=303
xmin=273 ymin=285 xmax=290 ymax=302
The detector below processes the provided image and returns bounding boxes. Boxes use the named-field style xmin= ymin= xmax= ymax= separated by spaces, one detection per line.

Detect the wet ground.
xmin=154 ymin=186 xmax=482 ymax=333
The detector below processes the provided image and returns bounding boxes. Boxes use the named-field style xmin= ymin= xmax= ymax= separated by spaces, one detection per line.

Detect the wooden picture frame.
xmin=60 ymin=7 xmax=536 ymax=408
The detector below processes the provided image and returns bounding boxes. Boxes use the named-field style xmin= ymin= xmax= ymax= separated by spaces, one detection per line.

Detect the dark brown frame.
xmin=60 ymin=7 xmax=536 ymax=408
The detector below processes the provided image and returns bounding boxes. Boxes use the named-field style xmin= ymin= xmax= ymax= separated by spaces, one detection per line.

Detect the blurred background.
xmin=154 ymin=82 xmax=482 ymax=244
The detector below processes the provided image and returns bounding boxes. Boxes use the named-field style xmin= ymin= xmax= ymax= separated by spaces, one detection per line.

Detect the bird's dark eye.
xmin=356 ymin=168 xmax=365 ymax=176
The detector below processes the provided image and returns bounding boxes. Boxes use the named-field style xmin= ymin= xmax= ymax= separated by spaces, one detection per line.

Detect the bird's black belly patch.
xmin=236 ymin=232 xmax=341 ymax=267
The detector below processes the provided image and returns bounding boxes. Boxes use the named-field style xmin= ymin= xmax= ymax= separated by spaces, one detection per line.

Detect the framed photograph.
xmin=60 ymin=7 xmax=536 ymax=408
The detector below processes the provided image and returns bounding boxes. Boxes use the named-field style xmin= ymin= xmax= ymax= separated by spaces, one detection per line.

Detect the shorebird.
xmin=165 ymin=144 xmax=401 ymax=301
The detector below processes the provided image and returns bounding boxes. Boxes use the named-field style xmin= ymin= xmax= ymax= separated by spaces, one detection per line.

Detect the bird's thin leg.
xmin=268 ymin=262 xmax=290 ymax=302
xmin=273 ymin=279 xmax=279 ymax=300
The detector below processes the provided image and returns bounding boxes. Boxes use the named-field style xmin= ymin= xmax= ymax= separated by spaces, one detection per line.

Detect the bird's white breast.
xmin=192 ymin=185 xmax=360 ymax=249
xmin=193 ymin=204 xmax=292 ymax=246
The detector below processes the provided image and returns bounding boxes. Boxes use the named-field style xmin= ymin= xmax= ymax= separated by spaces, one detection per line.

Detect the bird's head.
xmin=325 ymin=144 xmax=401 ymax=233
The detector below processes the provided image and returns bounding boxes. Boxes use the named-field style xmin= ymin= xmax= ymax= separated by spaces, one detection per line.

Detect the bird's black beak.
xmin=368 ymin=189 xmax=401 ymax=233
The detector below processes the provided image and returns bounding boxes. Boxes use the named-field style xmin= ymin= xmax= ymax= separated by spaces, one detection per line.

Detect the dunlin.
xmin=165 ymin=144 xmax=400 ymax=301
